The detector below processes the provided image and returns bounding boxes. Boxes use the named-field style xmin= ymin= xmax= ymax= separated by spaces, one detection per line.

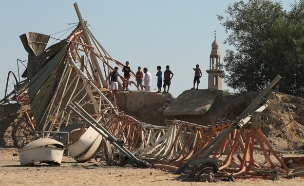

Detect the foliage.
xmin=222 ymin=89 xmax=234 ymax=96
xmin=218 ymin=0 xmax=304 ymax=97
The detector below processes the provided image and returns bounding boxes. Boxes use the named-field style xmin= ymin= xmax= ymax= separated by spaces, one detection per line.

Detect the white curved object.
xmin=18 ymin=138 xmax=64 ymax=165
xmin=76 ymin=135 xmax=103 ymax=162
xmin=20 ymin=138 xmax=64 ymax=151
xmin=67 ymin=126 xmax=99 ymax=157
xmin=54 ymin=128 xmax=85 ymax=146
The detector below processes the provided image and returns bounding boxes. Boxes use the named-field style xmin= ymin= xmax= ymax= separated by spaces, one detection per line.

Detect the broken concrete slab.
xmin=163 ymin=89 xmax=222 ymax=116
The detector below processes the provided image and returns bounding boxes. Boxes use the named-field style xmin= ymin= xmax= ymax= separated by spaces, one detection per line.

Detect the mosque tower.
xmin=206 ymin=32 xmax=224 ymax=90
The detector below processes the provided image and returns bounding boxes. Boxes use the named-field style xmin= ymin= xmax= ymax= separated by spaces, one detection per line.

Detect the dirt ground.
xmin=0 ymin=148 xmax=303 ymax=186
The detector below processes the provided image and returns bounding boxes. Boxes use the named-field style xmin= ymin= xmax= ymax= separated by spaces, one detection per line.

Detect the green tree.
xmin=218 ymin=0 xmax=304 ymax=97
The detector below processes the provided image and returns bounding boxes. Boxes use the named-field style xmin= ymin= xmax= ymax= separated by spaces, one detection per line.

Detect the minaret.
xmin=206 ymin=31 xmax=223 ymax=90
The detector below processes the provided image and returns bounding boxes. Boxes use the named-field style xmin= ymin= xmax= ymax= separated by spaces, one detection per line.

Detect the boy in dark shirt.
xmin=106 ymin=67 xmax=119 ymax=101
xmin=122 ymin=61 xmax=131 ymax=91
xmin=192 ymin=64 xmax=202 ymax=90
xmin=156 ymin=66 xmax=162 ymax=93
xmin=163 ymin=65 xmax=174 ymax=93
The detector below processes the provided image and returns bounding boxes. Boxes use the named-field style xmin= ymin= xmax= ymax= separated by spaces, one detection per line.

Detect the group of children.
xmin=133 ymin=65 xmax=174 ymax=93
xmin=107 ymin=61 xmax=202 ymax=101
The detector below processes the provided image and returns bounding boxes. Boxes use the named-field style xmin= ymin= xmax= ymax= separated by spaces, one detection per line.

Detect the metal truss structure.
xmin=0 ymin=3 xmax=294 ymax=182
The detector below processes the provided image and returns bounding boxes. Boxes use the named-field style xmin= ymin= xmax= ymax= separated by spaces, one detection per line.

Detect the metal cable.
xmin=49 ymin=25 xmax=77 ymax=36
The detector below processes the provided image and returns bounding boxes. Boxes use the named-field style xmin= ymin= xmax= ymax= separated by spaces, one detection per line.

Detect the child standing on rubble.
xmin=122 ymin=61 xmax=131 ymax=91
xmin=163 ymin=65 xmax=174 ymax=93
xmin=156 ymin=66 xmax=162 ymax=93
xmin=192 ymin=64 xmax=202 ymax=90
xmin=143 ymin=67 xmax=152 ymax=92
xmin=106 ymin=67 xmax=120 ymax=102
xmin=136 ymin=66 xmax=143 ymax=90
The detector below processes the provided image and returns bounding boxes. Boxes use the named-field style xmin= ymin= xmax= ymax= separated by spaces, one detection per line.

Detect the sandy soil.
xmin=1 ymin=148 xmax=303 ymax=186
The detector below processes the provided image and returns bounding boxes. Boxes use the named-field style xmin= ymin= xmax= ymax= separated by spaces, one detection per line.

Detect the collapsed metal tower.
xmin=1 ymin=3 xmax=295 ymax=182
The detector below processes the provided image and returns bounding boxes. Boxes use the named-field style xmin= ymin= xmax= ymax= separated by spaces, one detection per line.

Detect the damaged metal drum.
xmin=66 ymin=126 xmax=100 ymax=158
xmin=75 ymin=135 xmax=103 ymax=163
xmin=18 ymin=138 xmax=64 ymax=165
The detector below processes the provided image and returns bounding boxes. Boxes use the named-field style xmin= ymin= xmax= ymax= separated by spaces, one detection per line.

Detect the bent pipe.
xmin=4 ymin=71 xmax=19 ymax=99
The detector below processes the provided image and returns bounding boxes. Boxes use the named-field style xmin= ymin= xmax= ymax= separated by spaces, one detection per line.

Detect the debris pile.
xmin=1 ymin=90 xmax=304 ymax=153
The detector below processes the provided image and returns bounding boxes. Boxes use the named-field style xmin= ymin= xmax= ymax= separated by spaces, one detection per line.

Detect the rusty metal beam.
xmin=73 ymin=3 xmax=106 ymax=88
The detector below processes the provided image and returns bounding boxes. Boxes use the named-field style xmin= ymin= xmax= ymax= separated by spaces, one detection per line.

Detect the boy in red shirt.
xmin=136 ymin=66 xmax=143 ymax=90
xmin=163 ymin=65 xmax=174 ymax=93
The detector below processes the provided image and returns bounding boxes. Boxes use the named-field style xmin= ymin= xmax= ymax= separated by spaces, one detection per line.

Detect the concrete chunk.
xmin=127 ymin=91 xmax=146 ymax=112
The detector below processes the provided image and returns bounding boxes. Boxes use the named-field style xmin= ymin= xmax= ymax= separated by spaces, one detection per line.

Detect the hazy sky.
xmin=0 ymin=0 xmax=294 ymax=98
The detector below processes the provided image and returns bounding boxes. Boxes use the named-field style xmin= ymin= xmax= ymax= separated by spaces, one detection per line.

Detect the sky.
xmin=0 ymin=0 xmax=295 ymax=98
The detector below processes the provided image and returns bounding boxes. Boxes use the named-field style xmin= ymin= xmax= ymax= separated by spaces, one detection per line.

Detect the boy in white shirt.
xmin=143 ymin=67 xmax=152 ymax=92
